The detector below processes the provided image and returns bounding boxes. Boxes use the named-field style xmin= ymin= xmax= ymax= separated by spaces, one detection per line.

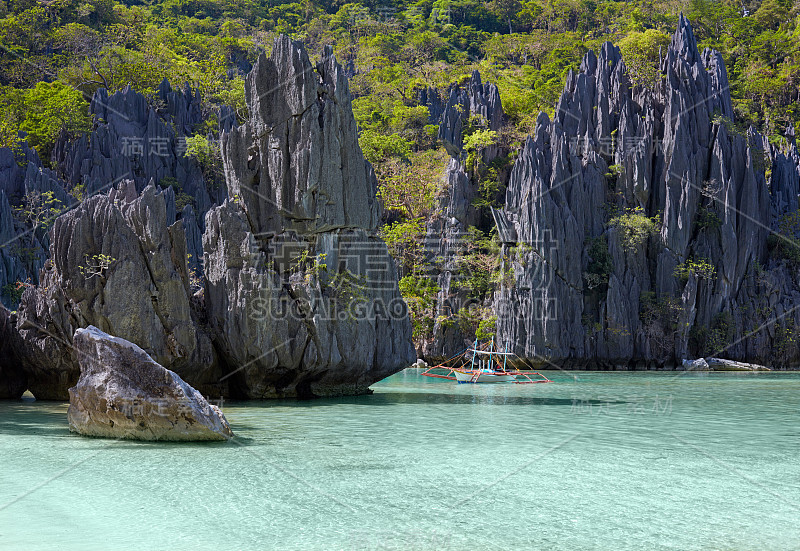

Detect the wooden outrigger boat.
xmin=422 ymin=338 xmax=552 ymax=384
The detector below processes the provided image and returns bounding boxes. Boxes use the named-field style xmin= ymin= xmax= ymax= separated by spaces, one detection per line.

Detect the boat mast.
xmin=489 ymin=336 xmax=494 ymax=371
xmin=503 ymin=341 xmax=508 ymax=372
xmin=470 ymin=338 xmax=477 ymax=370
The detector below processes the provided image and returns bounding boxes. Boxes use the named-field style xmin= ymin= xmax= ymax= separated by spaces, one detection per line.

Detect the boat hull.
xmin=453 ymin=370 xmax=517 ymax=383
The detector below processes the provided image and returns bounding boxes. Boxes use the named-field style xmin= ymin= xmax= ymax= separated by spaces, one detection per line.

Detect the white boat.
xmin=452 ymin=369 xmax=518 ymax=383
xmin=422 ymin=337 xmax=552 ymax=385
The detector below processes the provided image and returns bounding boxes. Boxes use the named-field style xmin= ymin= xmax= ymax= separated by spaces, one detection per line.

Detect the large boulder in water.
xmin=68 ymin=326 xmax=233 ymax=441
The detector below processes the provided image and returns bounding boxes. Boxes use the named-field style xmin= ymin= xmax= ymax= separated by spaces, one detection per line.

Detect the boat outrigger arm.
xmin=421 ymin=338 xmax=552 ymax=384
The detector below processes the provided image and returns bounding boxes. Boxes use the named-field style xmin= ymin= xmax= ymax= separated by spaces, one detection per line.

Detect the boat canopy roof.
xmin=469 ymin=349 xmax=515 ymax=355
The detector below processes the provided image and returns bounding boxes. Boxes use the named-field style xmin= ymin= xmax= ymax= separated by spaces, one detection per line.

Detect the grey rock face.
xmin=495 ymin=15 xmax=800 ymax=368
xmin=221 ymin=38 xmax=380 ymax=235
xmin=68 ymin=326 xmax=232 ymax=441
xmin=14 ymin=181 xmax=219 ymax=399
xmin=53 ymin=80 xmax=226 ymax=274
xmin=423 ymin=158 xmax=480 ymax=358
xmin=421 ymin=70 xmax=504 ymax=153
xmin=770 ymin=141 xmax=800 ymax=221
xmin=1 ymin=79 xmax=224 ymax=310
xmin=4 ymin=36 xmax=414 ymax=400
xmin=209 ymin=35 xmax=414 ymax=398
xmin=57 ymin=80 xmax=209 ymax=201
xmin=0 ymin=140 xmax=70 ymax=204
xmin=0 ymin=190 xmax=33 ymax=308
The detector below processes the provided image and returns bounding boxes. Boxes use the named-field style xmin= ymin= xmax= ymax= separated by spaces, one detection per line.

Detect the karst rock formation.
xmin=2 ymin=35 xmax=415 ymax=399
xmin=493 ymin=15 xmax=800 ymax=368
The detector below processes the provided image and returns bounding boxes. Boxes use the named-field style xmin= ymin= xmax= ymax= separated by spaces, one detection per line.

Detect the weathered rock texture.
xmin=418 ymin=71 xmax=507 ymax=358
xmin=56 ymin=80 xmax=219 ymax=204
xmin=212 ymin=35 xmax=415 ymax=397
xmin=14 ymin=181 xmax=220 ymax=399
xmin=53 ymin=79 xmax=228 ymax=276
xmin=1 ymin=80 xmax=223 ymax=308
xmin=4 ymin=36 xmax=415 ymax=400
xmin=493 ymin=16 xmax=800 ymax=368
xmin=68 ymin=326 xmax=232 ymax=441
xmin=420 ymin=70 xmax=504 ymax=153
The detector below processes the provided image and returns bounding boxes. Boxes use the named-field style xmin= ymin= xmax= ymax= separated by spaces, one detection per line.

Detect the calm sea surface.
xmin=1 ymin=369 xmax=799 ymax=550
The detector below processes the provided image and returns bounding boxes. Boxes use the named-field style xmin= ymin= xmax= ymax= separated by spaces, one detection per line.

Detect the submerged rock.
xmin=705 ymin=358 xmax=771 ymax=371
xmin=68 ymin=326 xmax=232 ymax=441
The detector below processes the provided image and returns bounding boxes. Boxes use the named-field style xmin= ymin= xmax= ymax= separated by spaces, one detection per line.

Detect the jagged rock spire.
xmin=221 ymin=35 xmax=380 ymax=236
xmin=207 ymin=35 xmax=414 ymax=397
xmin=494 ymin=16 xmax=793 ymax=368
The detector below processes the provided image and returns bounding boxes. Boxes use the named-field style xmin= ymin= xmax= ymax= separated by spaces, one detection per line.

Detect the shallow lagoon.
xmin=1 ymin=370 xmax=799 ymax=550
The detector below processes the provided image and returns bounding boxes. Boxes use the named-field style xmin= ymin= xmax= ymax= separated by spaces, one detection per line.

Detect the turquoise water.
xmin=1 ymin=370 xmax=799 ymax=550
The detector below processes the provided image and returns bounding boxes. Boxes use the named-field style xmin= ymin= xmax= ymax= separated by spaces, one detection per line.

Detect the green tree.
xmin=377 ymin=148 xmax=446 ymax=218
xmin=0 ymin=86 xmax=27 ymax=151
xmin=13 ymin=190 xmax=65 ymax=247
xmin=380 ymin=218 xmax=427 ymax=275
xmin=607 ymin=206 xmax=661 ymax=253
xmin=399 ymin=274 xmax=440 ymax=345
xmin=489 ymin=0 xmax=522 ymax=34
xmin=618 ymin=29 xmax=670 ymax=88
xmin=184 ymin=134 xmax=222 ymax=180
xmin=21 ymin=81 xmax=92 ymax=159
xmin=359 ymin=131 xmax=412 ymax=164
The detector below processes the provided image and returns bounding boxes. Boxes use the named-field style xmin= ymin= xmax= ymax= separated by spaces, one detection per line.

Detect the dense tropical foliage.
xmin=2 ymin=0 xmax=798 ymax=148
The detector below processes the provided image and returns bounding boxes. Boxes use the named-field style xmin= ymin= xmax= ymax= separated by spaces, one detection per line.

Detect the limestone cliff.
xmin=0 ymin=141 xmax=72 ymax=307
xmin=14 ymin=181 xmax=219 ymax=399
xmin=53 ymin=79 xmax=227 ymax=277
xmin=493 ymin=16 xmax=800 ymax=368
xmin=0 ymin=306 xmax=26 ymax=398
xmin=210 ymin=35 xmax=415 ymax=397
xmin=4 ymin=36 xmax=414 ymax=400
